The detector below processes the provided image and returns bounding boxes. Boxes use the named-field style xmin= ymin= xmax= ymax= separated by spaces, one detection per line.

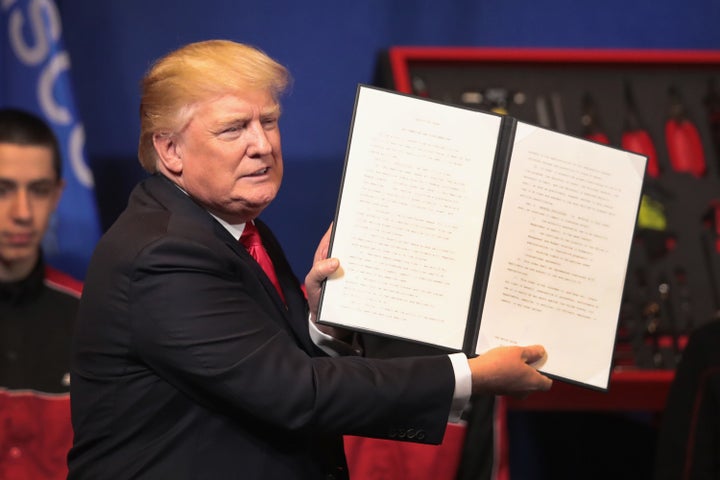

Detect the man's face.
xmin=173 ymin=89 xmax=284 ymax=223
xmin=0 ymin=143 xmax=62 ymax=270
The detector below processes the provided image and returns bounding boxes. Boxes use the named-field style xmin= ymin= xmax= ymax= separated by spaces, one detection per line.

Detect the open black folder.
xmin=317 ymin=85 xmax=647 ymax=390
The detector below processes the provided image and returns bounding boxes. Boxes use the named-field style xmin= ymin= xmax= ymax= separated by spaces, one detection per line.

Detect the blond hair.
xmin=138 ymin=40 xmax=290 ymax=172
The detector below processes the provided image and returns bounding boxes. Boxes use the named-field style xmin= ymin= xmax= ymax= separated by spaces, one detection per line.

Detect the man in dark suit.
xmin=68 ymin=39 xmax=552 ymax=479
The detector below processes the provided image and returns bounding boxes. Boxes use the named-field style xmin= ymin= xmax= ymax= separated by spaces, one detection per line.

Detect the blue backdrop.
xmin=52 ymin=0 xmax=720 ymax=277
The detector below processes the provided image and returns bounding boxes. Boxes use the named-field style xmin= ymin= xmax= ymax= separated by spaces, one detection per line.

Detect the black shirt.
xmin=0 ymin=257 xmax=80 ymax=393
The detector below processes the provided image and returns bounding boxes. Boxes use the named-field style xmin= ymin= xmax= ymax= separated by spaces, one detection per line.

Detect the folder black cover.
xmin=317 ymin=84 xmax=647 ymax=390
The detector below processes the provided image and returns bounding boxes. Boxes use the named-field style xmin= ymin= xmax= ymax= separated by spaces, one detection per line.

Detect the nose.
xmin=11 ymin=189 xmax=33 ymax=223
xmin=247 ymin=122 xmax=273 ymax=157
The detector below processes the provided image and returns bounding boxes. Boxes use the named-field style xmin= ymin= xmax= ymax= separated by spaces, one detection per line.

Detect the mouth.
xmin=3 ymin=233 xmax=35 ymax=246
xmin=244 ymin=167 xmax=269 ymax=178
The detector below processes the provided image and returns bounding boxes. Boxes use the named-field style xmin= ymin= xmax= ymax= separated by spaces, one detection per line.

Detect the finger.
xmin=540 ymin=376 xmax=553 ymax=391
xmin=307 ymin=258 xmax=340 ymax=285
xmin=531 ymin=374 xmax=553 ymax=392
xmin=317 ymin=257 xmax=339 ymax=276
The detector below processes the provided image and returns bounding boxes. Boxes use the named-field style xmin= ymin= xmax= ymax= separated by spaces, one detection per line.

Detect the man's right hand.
xmin=468 ymin=345 xmax=553 ymax=397
xmin=305 ymin=223 xmax=337 ymax=318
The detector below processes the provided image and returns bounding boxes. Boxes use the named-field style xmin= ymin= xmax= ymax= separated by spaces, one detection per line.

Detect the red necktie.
xmin=240 ymin=221 xmax=286 ymax=303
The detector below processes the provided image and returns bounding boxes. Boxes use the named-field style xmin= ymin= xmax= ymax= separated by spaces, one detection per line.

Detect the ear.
xmin=152 ymin=133 xmax=183 ymax=174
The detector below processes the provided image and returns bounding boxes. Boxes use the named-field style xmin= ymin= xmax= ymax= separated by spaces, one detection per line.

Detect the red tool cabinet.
xmin=381 ymin=46 xmax=720 ymax=411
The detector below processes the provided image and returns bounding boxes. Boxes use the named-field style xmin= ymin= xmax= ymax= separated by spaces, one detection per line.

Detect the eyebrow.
xmin=211 ymin=105 xmax=282 ymax=130
xmin=0 ymin=177 xmax=57 ymax=186
xmin=261 ymin=104 xmax=281 ymax=117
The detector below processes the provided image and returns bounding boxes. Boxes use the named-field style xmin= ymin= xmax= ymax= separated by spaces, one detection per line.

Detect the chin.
xmin=0 ymin=248 xmax=36 ymax=264
xmin=252 ymin=189 xmax=278 ymax=208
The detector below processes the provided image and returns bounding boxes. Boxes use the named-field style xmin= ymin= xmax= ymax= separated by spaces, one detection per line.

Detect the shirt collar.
xmin=209 ymin=213 xmax=248 ymax=241
xmin=0 ymin=255 xmax=45 ymax=304
xmin=169 ymin=180 xmax=248 ymax=241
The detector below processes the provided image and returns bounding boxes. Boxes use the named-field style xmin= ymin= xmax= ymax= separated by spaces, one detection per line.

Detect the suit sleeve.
xmin=129 ymin=235 xmax=455 ymax=443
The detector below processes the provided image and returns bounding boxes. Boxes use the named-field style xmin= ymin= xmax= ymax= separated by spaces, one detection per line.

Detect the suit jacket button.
xmin=397 ymin=429 xmax=406 ymax=439
xmin=417 ymin=430 xmax=426 ymax=440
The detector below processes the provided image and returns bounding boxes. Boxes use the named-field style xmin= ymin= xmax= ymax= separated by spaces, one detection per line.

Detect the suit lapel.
xmin=217 ymin=222 xmax=316 ymax=354
xmin=253 ymin=220 xmax=318 ymax=354
xmin=143 ymin=175 xmax=317 ymax=355
xmin=224 ymin=232 xmax=286 ymax=310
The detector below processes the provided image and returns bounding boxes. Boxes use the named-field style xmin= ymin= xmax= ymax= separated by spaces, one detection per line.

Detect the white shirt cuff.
xmin=448 ymin=352 xmax=471 ymax=423
xmin=308 ymin=313 xmax=360 ymax=357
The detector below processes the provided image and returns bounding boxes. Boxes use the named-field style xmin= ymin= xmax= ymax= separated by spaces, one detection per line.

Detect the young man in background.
xmin=0 ymin=108 xmax=82 ymax=480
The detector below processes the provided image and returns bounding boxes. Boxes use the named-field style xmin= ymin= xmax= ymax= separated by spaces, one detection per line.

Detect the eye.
xmin=222 ymin=123 xmax=245 ymax=134
xmin=0 ymin=182 xmax=14 ymax=198
xmin=30 ymin=185 xmax=54 ymax=197
xmin=216 ymin=121 xmax=248 ymax=136
xmin=261 ymin=117 xmax=279 ymax=130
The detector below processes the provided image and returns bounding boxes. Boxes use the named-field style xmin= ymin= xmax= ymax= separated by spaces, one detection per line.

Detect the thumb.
xmin=521 ymin=345 xmax=547 ymax=364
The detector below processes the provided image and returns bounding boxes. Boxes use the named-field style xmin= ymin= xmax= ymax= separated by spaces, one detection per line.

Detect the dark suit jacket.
xmin=68 ymin=174 xmax=455 ymax=480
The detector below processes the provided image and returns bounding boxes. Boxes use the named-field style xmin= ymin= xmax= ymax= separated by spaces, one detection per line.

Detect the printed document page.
xmin=319 ymin=86 xmax=502 ymax=350
xmin=475 ymin=122 xmax=646 ymax=389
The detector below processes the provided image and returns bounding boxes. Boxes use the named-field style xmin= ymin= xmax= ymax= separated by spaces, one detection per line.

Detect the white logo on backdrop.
xmin=3 ymin=0 xmax=95 ymax=188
